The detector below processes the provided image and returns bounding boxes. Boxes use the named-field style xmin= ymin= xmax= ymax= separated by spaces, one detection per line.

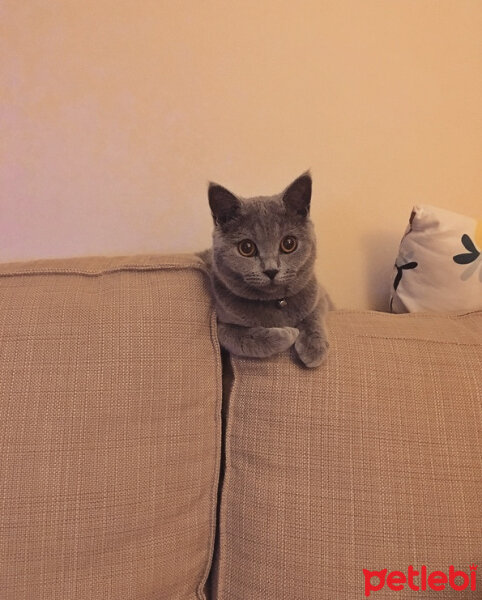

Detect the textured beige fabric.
xmin=215 ymin=310 xmax=482 ymax=599
xmin=0 ymin=254 xmax=221 ymax=600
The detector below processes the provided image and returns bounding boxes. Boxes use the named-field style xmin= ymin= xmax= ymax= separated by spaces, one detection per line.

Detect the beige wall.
xmin=1 ymin=1 xmax=481 ymax=310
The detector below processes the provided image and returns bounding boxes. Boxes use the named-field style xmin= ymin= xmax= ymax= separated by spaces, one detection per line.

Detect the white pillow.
xmin=390 ymin=204 xmax=481 ymax=313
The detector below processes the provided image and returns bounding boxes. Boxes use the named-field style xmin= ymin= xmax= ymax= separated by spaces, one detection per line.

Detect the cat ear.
xmin=282 ymin=172 xmax=312 ymax=217
xmin=208 ymin=183 xmax=240 ymax=225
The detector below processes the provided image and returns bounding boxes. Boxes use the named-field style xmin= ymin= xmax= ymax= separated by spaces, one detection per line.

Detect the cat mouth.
xmin=267 ymin=279 xmax=288 ymax=294
xmin=265 ymin=278 xmax=282 ymax=288
xmin=242 ymin=274 xmax=289 ymax=294
xmin=240 ymin=276 xmax=290 ymax=300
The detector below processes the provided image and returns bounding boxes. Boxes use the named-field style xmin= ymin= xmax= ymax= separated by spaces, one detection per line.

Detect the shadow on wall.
xmin=362 ymin=232 xmax=399 ymax=312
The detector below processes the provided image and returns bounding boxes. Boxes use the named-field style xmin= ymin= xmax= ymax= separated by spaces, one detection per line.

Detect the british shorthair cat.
xmin=199 ymin=172 xmax=331 ymax=368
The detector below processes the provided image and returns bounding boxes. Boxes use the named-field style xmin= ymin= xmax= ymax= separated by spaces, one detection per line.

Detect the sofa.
xmin=0 ymin=253 xmax=480 ymax=599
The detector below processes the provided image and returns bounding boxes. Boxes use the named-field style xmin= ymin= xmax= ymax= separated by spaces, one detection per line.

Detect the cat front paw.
xmin=294 ymin=332 xmax=329 ymax=368
xmin=218 ymin=323 xmax=299 ymax=358
xmin=263 ymin=326 xmax=299 ymax=355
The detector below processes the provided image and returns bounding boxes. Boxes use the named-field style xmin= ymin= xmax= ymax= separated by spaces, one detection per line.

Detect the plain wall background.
xmin=1 ymin=0 xmax=481 ymax=310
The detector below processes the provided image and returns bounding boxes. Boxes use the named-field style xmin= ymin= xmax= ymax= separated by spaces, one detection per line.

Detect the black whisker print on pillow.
xmin=453 ymin=233 xmax=482 ymax=282
xmin=390 ymin=261 xmax=418 ymax=312
xmin=393 ymin=261 xmax=418 ymax=291
xmin=453 ymin=234 xmax=480 ymax=264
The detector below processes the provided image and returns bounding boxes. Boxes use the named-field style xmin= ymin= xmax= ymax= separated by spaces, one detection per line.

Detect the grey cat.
xmin=199 ymin=172 xmax=331 ymax=368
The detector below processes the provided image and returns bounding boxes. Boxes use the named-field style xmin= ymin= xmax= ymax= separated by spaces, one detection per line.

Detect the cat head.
xmin=208 ymin=172 xmax=317 ymax=300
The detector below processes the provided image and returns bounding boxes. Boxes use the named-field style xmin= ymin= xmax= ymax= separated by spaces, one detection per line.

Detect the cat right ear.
xmin=208 ymin=183 xmax=240 ymax=225
xmin=282 ymin=171 xmax=312 ymax=217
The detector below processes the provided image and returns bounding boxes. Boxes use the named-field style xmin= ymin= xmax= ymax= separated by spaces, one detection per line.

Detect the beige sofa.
xmin=0 ymin=254 xmax=480 ymax=599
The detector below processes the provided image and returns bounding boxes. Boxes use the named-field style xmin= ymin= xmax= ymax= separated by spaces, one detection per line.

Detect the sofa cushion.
xmin=0 ymin=254 xmax=221 ymax=600
xmin=390 ymin=204 xmax=482 ymax=313
xmin=214 ymin=310 xmax=481 ymax=599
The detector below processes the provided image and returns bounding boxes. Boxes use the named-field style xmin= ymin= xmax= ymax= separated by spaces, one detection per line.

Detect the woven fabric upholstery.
xmin=0 ymin=254 xmax=221 ymax=600
xmin=215 ymin=310 xmax=482 ymax=599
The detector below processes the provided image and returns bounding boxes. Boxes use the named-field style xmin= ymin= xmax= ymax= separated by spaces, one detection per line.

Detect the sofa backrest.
xmin=1 ymin=253 xmax=480 ymax=599
xmin=0 ymin=254 xmax=221 ymax=600
xmin=213 ymin=310 xmax=482 ymax=599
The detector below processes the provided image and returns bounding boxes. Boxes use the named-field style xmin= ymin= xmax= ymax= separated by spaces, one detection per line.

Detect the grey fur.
xmin=198 ymin=172 xmax=331 ymax=368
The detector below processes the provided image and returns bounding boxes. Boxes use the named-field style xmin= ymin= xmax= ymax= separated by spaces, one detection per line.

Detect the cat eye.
xmin=280 ymin=236 xmax=298 ymax=253
xmin=238 ymin=239 xmax=257 ymax=257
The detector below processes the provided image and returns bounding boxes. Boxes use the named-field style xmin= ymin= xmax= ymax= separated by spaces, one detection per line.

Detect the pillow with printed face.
xmin=390 ymin=204 xmax=482 ymax=313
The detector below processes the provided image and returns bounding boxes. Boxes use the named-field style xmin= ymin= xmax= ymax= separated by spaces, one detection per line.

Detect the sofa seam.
xmin=0 ymin=261 xmax=209 ymax=278
xmin=210 ymin=354 xmax=238 ymax=599
xmin=196 ymin=276 xmax=223 ymax=600
xmin=345 ymin=334 xmax=480 ymax=347
xmin=331 ymin=308 xmax=482 ymax=318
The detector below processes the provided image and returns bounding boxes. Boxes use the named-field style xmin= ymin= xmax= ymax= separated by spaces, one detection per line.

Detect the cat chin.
xmin=228 ymin=281 xmax=282 ymax=301
xmin=234 ymin=276 xmax=310 ymax=301
xmin=246 ymin=287 xmax=288 ymax=301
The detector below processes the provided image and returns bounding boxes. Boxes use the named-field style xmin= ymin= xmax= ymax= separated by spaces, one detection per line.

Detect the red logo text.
xmin=363 ymin=564 xmax=477 ymax=597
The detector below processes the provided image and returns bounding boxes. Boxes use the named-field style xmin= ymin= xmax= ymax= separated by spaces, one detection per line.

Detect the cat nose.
xmin=264 ymin=269 xmax=279 ymax=280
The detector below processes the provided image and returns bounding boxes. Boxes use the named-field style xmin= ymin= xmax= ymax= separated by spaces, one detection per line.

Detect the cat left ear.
xmin=208 ymin=183 xmax=240 ymax=226
xmin=282 ymin=172 xmax=312 ymax=217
